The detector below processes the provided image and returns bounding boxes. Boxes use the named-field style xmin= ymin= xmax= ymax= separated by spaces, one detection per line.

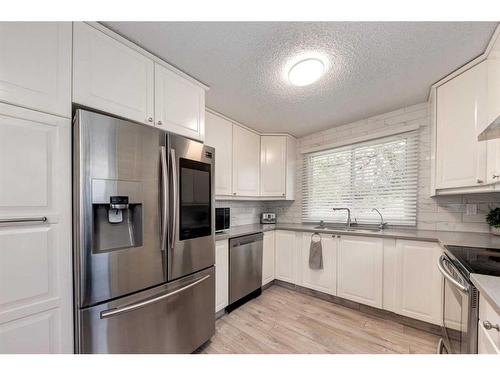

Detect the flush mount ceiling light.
xmin=288 ymin=58 xmax=325 ymax=86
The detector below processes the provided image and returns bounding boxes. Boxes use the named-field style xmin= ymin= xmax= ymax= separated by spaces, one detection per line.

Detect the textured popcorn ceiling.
xmin=103 ymin=22 xmax=497 ymax=137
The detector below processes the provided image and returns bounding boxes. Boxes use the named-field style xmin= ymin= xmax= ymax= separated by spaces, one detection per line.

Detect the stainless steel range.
xmin=73 ymin=109 xmax=215 ymax=353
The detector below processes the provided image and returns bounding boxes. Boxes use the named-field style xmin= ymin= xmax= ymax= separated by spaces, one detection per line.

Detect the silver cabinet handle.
xmin=100 ymin=274 xmax=210 ymax=319
xmin=160 ymin=146 xmax=168 ymax=252
xmin=157 ymin=120 xmax=163 ymax=126
xmin=477 ymin=179 xmax=484 ymax=184
xmin=0 ymin=216 xmax=47 ymax=224
xmin=147 ymin=117 xmax=153 ymax=123
xmin=493 ymin=174 xmax=500 ymax=180
xmin=437 ymin=255 xmax=468 ymax=293
xmin=169 ymin=148 xmax=178 ymax=251
xmin=483 ymin=320 xmax=500 ymax=331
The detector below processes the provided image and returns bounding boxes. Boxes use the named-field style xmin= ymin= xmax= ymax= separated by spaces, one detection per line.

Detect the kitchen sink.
xmin=313 ymin=225 xmax=382 ymax=233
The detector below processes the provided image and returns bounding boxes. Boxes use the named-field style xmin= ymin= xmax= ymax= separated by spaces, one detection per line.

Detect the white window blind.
xmin=302 ymin=131 xmax=419 ymax=226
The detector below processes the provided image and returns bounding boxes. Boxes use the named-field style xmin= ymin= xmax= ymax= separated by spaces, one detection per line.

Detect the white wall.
xmin=218 ymin=101 xmax=500 ymax=232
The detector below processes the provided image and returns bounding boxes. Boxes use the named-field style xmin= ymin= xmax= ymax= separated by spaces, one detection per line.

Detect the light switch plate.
xmin=465 ymin=204 xmax=477 ymax=216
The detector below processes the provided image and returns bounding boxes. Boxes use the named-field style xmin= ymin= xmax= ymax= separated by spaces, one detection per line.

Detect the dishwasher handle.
xmin=230 ymin=233 xmax=263 ymax=247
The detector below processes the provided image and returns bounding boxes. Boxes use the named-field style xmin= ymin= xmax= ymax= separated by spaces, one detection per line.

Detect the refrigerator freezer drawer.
xmin=77 ymin=267 xmax=215 ymax=354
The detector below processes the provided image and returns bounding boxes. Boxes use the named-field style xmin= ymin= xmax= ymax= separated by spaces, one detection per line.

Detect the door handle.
xmin=160 ymin=146 xmax=168 ymax=252
xmin=0 ymin=216 xmax=47 ymax=224
xmin=169 ymin=148 xmax=178 ymax=251
xmin=100 ymin=274 xmax=210 ymax=319
xmin=437 ymin=255 xmax=468 ymax=293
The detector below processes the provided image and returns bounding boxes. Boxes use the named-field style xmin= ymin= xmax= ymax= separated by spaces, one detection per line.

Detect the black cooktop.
xmin=445 ymin=245 xmax=500 ymax=278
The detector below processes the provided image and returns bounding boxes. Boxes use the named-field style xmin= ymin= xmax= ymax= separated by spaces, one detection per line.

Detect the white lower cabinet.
xmin=215 ymin=240 xmax=229 ymax=313
xmin=262 ymin=231 xmax=275 ymax=286
xmin=392 ymin=240 xmax=443 ymax=325
xmin=478 ymin=295 xmax=500 ymax=354
xmin=275 ymin=231 xmax=298 ymax=284
xmin=0 ymin=104 xmax=72 ymax=353
xmin=337 ymin=235 xmax=384 ymax=308
xmin=298 ymin=232 xmax=337 ymax=295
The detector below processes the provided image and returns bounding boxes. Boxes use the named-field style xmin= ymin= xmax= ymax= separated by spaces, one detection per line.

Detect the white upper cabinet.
xmin=73 ymin=22 xmax=154 ymax=125
xmin=260 ymin=136 xmax=286 ymax=198
xmin=298 ymin=232 xmax=337 ymax=295
xmin=435 ymin=61 xmax=488 ymax=190
xmin=262 ymin=231 xmax=275 ymax=286
xmin=337 ymin=235 xmax=383 ymax=308
xmin=205 ymin=111 xmax=233 ymax=196
xmin=232 ymin=124 xmax=260 ymax=197
xmin=0 ymin=22 xmax=71 ymax=118
xmin=154 ymin=63 xmax=205 ymax=141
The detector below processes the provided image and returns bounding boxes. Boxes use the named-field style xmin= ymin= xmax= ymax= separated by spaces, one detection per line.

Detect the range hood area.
xmin=478 ymin=113 xmax=500 ymax=141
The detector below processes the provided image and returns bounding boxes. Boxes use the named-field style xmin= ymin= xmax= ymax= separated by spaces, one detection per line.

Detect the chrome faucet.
xmin=332 ymin=208 xmax=351 ymax=228
xmin=372 ymin=208 xmax=387 ymax=229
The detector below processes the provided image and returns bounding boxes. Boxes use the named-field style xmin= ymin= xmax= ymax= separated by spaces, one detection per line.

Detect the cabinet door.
xmin=232 ymin=125 xmax=260 ymax=197
xmin=0 ymin=22 xmax=71 ymax=118
xmin=205 ymin=111 xmax=233 ymax=196
xmin=154 ymin=63 xmax=205 ymax=141
xmin=275 ymin=231 xmax=297 ymax=284
xmin=260 ymin=136 xmax=286 ymax=197
xmin=0 ymin=104 xmax=72 ymax=353
xmin=298 ymin=233 xmax=337 ymax=295
xmin=73 ymin=22 xmax=154 ymax=125
xmin=486 ymin=60 xmax=500 ymax=184
xmin=215 ymin=240 xmax=229 ymax=312
xmin=478 ymin=321 xmax=500 ymax=354
xmin=395 ymin=240 xmax=442 ymax=325
xmin=436 ymin=62 xmax=487 ymax=189
xmin=262 ymin=231 xmax=275 ymax=286
xmin=337 ymin=235 xmax=383 ymax=308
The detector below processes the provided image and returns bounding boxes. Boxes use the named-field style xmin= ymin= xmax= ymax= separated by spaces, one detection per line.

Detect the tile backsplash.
xmin=217 ymin=102 xmax=500 ymax=233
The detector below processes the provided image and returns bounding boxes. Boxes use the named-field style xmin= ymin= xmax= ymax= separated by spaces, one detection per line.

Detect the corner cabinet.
xmin=154 ymin=63 xmax=205 ymax=141
xmin=274 ymin=231 xmax=298 ymax=284
xmin=0 ymin=22 xmax=72 ymax=118
xmin=205 ymin=111 xmax=233 ymax=196
xmin=232 ymin=125 xmax=261 ymax=197
xmin=260 ymin=135 xmax=296 ymax=199
xmin=0 ymin=104 xmax=73 ymax=353
xmin=73 ymin=22 xmax=154 ymax=125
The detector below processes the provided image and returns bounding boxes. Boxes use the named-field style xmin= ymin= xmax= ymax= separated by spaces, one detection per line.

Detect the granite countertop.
xmin=216 ymin=223 xmax=500 ymax=249
xmin=470 ymin=274 xmax=500 ymax=315
xmin=215 ymin=223 xmax=500 ymax=312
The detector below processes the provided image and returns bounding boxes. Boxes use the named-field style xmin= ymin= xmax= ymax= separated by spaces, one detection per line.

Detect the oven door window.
xmin=443 ymin=274 xmax=469 ymax=354
xmin=179 ymin=158 xmax=211 ymax=241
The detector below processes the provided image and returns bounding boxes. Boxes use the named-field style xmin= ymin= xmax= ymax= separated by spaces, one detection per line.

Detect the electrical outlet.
xmin=465 ymin=204 xmax=477 ymax=216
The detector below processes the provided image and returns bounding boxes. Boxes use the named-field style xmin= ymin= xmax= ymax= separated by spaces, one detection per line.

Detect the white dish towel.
xmin=309 ymin=233 xmax=323 ymax=270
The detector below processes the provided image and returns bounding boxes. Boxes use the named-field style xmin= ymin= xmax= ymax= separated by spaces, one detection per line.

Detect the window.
xmin=302 ymin=131 xmax=419 ymax=226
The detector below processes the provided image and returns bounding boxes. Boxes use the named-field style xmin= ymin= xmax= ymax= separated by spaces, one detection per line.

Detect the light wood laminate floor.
xmin=199 ymin=285 xmax=440 ymax=354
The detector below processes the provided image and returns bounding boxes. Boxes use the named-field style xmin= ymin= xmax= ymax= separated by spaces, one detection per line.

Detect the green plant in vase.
xmin=486 ymin=207 xmax=500 ymax=235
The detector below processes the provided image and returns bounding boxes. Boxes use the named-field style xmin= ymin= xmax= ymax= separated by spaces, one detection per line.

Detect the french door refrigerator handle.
xmin=437 ymin=255 xmax=468 ymax=293
xmin=100 ymin=274 xmax=211 ymax=319
xmin=160 ymin=146 xmax=168 ymax=252
xmin=169 ymin=148 xmax=178 ymax=251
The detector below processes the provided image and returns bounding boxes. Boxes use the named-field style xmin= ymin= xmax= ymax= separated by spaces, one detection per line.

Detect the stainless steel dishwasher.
xmin=228 ymin=232 xmax=263 ymax=311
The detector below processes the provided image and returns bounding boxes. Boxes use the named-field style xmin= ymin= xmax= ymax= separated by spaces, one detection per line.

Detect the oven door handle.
xmin=437 ymin=255 xmax=468 ymax=293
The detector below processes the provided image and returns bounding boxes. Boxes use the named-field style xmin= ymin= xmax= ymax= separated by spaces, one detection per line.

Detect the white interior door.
xmin=0 ymin=22 xmax=71 ymax=118
xmin=0 ymin=104 xmax=72 ymax=353
xmin=73 ymin=22 xmax=154 ymax=125
xmin=337 ymin=235 xmax=383 ymax=307
xmin=205 ymin=111 xmax=233 ymax=196
xmin=154 ymin=63 xmax=205 ymax=141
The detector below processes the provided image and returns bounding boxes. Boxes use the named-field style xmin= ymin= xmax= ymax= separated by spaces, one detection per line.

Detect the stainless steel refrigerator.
xmin=73 ymin=109 xmax=215 ymax=353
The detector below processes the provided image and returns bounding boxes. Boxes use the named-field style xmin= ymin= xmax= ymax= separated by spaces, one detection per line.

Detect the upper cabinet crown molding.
xmin=0 ymin=22 xmax=72 ymax=118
